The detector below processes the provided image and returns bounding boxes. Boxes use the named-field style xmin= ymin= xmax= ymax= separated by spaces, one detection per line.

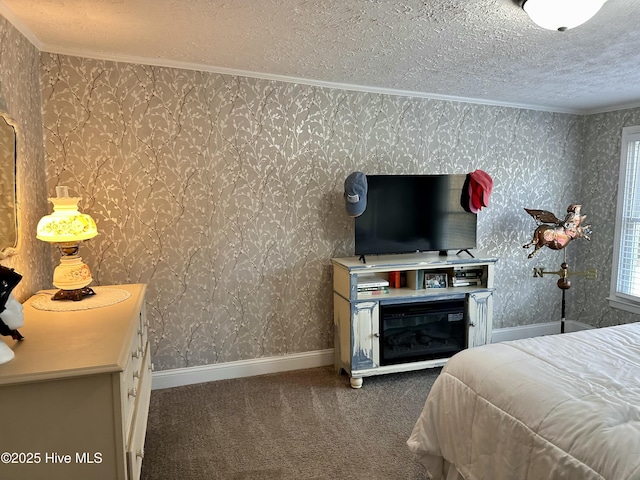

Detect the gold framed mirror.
xmin=0 ymin=111 xmax=17 ymax=257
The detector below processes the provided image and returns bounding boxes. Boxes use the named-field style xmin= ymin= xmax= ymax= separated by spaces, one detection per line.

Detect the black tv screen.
xmin=354 ymin=174 xmax=477 ymax=256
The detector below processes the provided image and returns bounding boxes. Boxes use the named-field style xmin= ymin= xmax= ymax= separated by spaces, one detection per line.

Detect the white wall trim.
xmin=0 ymin=3 xmax=43 ymax=50
xmin=608 ymin=296 xmax=640 ymax=316
xmin=582 ymin=100 xmax=640 ymax=116
xmin=41 ymin=46 xmax=640 ymax=116
xmin=491 ymin=320 xmax=592 ymax=343
xmin=29 ymin=45 xmax=640 ymax=116
xmin=34 ymin=44 xmax=583 ymax=115
xmin=151 ymin=321 xmax=595 ymax=390
xmin=3 ymin=1 xmax=640 ymax=116
xmin=0 ymin=2 xmax=582 ymax=117
xmin=152 ymin=348 xmax=334 ymax=390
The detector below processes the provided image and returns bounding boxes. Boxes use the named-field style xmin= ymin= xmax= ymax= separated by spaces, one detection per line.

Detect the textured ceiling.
xmin=1 ymin=0 xmax=639 ymax=114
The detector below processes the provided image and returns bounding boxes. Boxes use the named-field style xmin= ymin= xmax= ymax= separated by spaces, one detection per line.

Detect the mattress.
xmin=407 ymin=323 xmax=640 ymax=480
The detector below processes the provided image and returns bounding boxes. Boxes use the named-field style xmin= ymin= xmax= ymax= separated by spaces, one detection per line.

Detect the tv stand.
xmin=332 ymin=252 xmax=497 ymax=388
xmin=457 ymin=249 xmax=475 ymax=258
xmin=358 ymin=254 xmax=366 ymax=264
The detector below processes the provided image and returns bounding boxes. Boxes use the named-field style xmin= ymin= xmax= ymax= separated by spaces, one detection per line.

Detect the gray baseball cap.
xmin=344 ymin=172 xmax=367 ymax=217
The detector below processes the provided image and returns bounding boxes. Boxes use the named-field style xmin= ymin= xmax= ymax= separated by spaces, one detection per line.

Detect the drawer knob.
xmin=128 ymin=387 xmax=137 ymax=398
xmin=132 ymin=349 xmax=141 ymax=359
xmin=133 ymin=370 xmax=141 ymax=379
xmin=137 ymin=448 xmax=145 ymax=459
xmin=149 ymin=362 xmax=155 ymax=372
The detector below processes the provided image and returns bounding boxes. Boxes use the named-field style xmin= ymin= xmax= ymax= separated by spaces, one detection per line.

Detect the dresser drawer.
xmin=122 ymin=327 xmax=145 ymax=439
xmin=127 ymin=344 xmax=152 ymax=480
xmin=136 ymin=303 xmax=148 ymax=353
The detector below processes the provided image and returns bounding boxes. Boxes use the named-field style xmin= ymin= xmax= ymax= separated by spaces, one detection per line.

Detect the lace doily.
xmin=30 ymin=287 xmax=131 ymax=311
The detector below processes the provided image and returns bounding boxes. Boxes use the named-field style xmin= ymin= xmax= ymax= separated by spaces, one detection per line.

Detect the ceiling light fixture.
xmin=519 ymin=0 xmax=608 ymax=31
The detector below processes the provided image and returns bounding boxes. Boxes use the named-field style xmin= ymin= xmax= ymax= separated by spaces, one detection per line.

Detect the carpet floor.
xmin=141 ymin=366 xmax=440 ymax=480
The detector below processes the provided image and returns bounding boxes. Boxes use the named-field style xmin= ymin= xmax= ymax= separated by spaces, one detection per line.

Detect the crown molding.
xmin=0 ymin=2 xmax=42 ymax=50
xmin=2 ymin=1 xmax=638 ymax=117
xmin=581 ymin=100 xmax=640 ymax=116
xmin=38 ymin=43 xmax=585 ymax=115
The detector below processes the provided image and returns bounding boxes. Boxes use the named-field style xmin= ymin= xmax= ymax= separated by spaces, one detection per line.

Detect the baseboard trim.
xmin=152 ymin=321 xmax=593 ymax=389
xmin=491 ymin=320 xmax=592 ymax=343
xmin=152 ymin=349 xmax=334 ymax=390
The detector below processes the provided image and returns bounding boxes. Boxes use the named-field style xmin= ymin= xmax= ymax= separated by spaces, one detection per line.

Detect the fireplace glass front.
xmin=379 ymin=299 xmax=466 ymax=366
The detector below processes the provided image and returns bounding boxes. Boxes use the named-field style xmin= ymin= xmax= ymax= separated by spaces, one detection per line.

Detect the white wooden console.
xmin=332 ymin=253 xmax=496 ymax=388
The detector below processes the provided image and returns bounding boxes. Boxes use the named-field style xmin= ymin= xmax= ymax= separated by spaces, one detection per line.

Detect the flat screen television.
xmin=354 ymin=174 xmax=477 ymax=256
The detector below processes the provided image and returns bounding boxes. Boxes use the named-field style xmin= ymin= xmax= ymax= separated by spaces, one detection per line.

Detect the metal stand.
xmin=533 ymin=250 xmax=596 ymax=333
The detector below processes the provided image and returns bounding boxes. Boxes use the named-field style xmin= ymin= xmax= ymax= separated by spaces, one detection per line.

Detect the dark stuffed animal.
xmin=0 ymin=266 xmax=23 ymax=340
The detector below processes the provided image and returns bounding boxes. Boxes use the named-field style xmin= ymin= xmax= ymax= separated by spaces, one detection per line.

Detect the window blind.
xmin=616 ymin=139 xmax=640 ymax=298
xmin=611 ymin=126 xmax=640 ymax=313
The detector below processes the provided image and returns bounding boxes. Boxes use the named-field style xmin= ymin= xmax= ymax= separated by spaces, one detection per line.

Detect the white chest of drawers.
xmin=0 ymin=284 xmax=151 ymax=480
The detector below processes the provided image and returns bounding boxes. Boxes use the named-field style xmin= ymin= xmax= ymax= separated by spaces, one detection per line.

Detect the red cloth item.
xmin=460 ymin=170 xmax=493 ymax=213
xmin=461 ymin=170 xmax=493 ymax=213
xmin=470 ymin=170 xmax=493 ymax=207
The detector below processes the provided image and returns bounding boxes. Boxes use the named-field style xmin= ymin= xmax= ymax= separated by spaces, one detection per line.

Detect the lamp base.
xmin=51 ymin=286 xmax=96 ymax=302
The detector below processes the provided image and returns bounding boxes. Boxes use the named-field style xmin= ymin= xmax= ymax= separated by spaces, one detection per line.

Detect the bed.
xmin=407 ymin=323 xmax=640 ymax=480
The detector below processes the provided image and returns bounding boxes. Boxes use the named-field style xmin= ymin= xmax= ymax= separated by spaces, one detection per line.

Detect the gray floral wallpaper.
xmin=573 ymin=108 xmax=640 ymax=327
xmin=0 ymin=16 xmax=50 ymax=302
xmin=40 ymin=54 xmax=593 ymax=371
xmin=1 ymin=9 xmax=637 ymax=375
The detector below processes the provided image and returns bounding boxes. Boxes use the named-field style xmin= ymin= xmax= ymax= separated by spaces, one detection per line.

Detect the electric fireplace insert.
xmin=379 ymin=299 xmax=466 ymax=366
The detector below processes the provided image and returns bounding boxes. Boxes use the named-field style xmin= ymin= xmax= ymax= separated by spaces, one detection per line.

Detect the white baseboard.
xmin=491 ymin=320 xmax=592 ymax=343
xmin=152 ymin=348 xmax=334 ymax=390
xmin=152 ymin=321 xmax=593 ymax=390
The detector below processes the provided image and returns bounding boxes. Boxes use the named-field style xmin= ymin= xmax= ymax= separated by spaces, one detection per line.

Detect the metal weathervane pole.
xmin=532 ymin=249 xmax=596 ymax=333
xmin=523 ymin=204 xmax=596 ymax=334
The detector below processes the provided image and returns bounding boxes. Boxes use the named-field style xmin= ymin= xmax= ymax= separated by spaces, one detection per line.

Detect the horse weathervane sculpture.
xmin=523 ymin=204 xmax=596 ymax=333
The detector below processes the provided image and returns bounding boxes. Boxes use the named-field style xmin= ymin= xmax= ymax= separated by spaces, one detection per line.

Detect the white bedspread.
xmin=407 ymin=323 xmax=640 ymax=480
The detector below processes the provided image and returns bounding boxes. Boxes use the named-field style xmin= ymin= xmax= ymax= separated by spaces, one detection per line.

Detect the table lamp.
xmin=36 ymin=186 xmax=98 ymax=301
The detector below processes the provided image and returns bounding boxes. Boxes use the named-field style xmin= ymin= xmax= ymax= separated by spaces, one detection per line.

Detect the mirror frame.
xmin=0 ymin=110 xmax=17 ymax=259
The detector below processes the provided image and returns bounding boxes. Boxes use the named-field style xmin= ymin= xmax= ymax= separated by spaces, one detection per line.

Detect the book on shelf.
xmin=454 ymin=269 xmax=483 ymax=279
xmin=358 ymin=286 xmax=390 ymax=296
xmin=357 ymin=275 xmax=389 ymax=289
xmin=451 ymin=279 xmax=482 ymax=287
xmin=388 ymin=270 xmax=406 ymax=288
xmin=358 ymin=285 xmax=389 ymax=291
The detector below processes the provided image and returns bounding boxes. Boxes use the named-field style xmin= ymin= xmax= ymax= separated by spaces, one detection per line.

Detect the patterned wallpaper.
xmin=572 ymin=108 xmax=640 ymax=327
xmin=0 ymin=16 xmax=50 ymax=302
xmin=0 ymin=9 xmax=636 ymax=374
xmin=40 ymin=54 xmax=591 ymax=371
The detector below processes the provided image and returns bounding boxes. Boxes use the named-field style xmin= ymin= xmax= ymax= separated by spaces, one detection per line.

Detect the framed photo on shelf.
xmin=424 ymin=273 xmax=448 ymax=289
